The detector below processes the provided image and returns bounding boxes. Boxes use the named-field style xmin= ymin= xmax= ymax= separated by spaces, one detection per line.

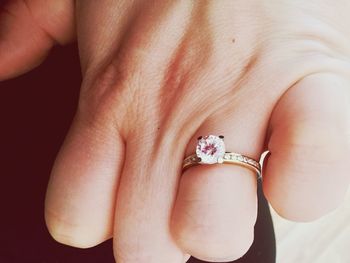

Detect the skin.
xmin=1 ymin=0 xmax=350 ymax=262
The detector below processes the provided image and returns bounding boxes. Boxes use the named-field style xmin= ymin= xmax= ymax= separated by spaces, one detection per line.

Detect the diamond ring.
xmin=182 ymin=135 xmax=262 ymax=180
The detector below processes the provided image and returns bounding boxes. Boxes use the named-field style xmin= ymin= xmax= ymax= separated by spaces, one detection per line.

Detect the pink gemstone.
xmin=203 ymin=144 xmax=218 ymax=156
xmin=196 ymin=135 xmax=225 ymax=164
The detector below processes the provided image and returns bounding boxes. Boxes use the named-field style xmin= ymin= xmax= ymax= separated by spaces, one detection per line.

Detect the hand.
xmin=1 ymin=0 xmax=350 ymax=262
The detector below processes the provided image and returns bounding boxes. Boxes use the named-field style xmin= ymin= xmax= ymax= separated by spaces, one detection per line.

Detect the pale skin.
xmin=1 ymin=0 xmax=350 ymax=262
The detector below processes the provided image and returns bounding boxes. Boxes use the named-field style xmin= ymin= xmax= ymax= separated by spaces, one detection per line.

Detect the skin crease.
xmin=1 ymin=0 xmax=350 ymax=262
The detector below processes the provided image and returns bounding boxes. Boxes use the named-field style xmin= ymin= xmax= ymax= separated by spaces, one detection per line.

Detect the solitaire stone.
xmin=196 ymin=135 xmax=226 ymax=164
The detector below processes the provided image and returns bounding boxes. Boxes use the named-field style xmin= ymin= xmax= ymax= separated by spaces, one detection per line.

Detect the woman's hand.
xmin=1 ymin=0 xmax=350 ymax=262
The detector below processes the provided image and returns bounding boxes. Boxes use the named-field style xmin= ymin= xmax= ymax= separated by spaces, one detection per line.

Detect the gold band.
xmin=182 ymin=152 xmax=262 ymax=180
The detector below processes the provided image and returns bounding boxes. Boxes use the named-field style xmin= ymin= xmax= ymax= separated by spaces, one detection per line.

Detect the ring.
xmin=182 ymin=135 xmax=262 ymax=180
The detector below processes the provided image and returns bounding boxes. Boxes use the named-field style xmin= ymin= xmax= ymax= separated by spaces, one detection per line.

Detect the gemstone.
xmin=196 ymin=135 xmax=225 ymax=164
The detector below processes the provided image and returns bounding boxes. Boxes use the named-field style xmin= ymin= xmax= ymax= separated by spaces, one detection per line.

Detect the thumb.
xmin=0 ymin=0 xmax=75 ymax=81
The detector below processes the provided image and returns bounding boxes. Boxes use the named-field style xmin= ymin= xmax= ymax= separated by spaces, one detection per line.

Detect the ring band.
xmin=183 ymin=152 xmax=262 ymax=179
xmin=182 ymin=135 xmax=262 ymax=180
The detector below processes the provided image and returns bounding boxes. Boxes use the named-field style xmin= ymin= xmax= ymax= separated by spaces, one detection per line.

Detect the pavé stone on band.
xmin=182 ymin=135 xmax=262 ymax=180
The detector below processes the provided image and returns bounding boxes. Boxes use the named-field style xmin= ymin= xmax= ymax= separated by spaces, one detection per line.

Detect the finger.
xmin=0 ymin=0 xmax=75 ymax=81
xmin=102 ymin=1 xmax=198 ymax=261
xmin=113 ymin=129 xmax=188 ymax=262
xmin=45 ymin=111 xmax=124 ymax=248
xmin=263 ymin=73 xmax=350 ymax=222
xmin=171 ymin=102 xmax=268 ymax=262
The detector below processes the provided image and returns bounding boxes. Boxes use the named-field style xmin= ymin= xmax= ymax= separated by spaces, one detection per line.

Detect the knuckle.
xmin=114 ymin=246 xmax=152 ymax=263
xmin=174 ymin=218 xmax=254 ymax=261
xmin=113 ymin=236 xmax=185 ymax=262
xmin=45 ymin=209 xmax=106 ymax=248
xmin=183 ymin=231 xmax=253 ymax=262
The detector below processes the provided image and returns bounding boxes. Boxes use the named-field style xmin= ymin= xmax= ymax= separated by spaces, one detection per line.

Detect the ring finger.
xmin=171 ymin=101 xmax=269 ymax=262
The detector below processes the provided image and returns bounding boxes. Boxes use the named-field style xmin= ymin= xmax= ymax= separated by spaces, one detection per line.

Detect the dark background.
xmin=0 ymin=43 xmax=276 ymax=263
